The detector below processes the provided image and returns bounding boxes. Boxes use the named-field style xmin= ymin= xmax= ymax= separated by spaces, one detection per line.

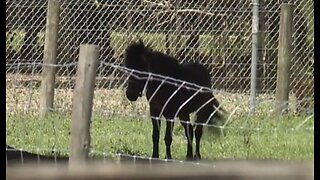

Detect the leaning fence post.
xmin=275 ymin=3 xmax=294 ymax=115
xmin=39 ymin=0 xmax=61 ymax=118
xmin=69 ymin=44 xmax=99 ymax=166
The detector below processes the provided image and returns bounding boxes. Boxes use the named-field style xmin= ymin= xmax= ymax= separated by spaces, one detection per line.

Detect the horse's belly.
xmin=147 ymin=88 xmax=212 ymax=118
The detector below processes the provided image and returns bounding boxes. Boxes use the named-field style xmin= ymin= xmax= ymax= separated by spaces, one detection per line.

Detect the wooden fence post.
xmin=39 ymin=0 xmax=61 ymax=118
xmin=276 ymin=3 xmax=294 ymax=115
xmin=69 ymin=44 xmax=99 ymax=166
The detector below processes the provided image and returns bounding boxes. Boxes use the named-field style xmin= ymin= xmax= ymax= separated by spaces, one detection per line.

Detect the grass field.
xmin=6 ymin=84 xmax=314 ymax=162
xmin=6 ymin=111 xmax=314 ymax=161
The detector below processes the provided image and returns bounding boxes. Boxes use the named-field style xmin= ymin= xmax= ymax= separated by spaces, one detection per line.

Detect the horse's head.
xmin=124 ymin=39 xmax=150 ymax=101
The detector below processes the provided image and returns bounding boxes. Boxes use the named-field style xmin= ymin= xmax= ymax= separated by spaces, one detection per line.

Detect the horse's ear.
xmin=138 ymin=38 xmax=144 ymax=47
xmin=137 ymin=39 xmax=149 ymax=65
xmin=139 ymin=39 xmax=147 ymax=52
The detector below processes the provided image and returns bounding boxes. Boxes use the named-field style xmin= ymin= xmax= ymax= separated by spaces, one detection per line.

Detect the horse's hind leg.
xmin=179 ymin=115 xmax=193 ymax=161
xmin=194 ymin=124 xmax=203 ymax=160
xmin=195 ymin=106 xmax=212 ymax=160
xmin=164 ymin=119 xmax=174 ymax=159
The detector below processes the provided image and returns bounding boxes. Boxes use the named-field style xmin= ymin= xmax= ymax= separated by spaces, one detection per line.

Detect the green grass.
xmin=6 ymin=112 xmax=314 ymax=161
xmin=6 ymin=86 xmax=314 ymax=161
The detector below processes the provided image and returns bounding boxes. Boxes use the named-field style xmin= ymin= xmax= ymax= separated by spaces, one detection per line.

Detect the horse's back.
xmin=181 ymin=62 xmax=211 ymax=87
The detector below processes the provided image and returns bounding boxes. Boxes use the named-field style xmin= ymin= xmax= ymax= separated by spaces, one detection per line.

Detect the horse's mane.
xmin=124 ymin=40 xmax=150 ymax=65
xmin=125 ymin=39 xmax=180 ymax=68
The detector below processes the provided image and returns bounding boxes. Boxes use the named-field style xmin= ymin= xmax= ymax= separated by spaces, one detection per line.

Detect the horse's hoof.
xmin=194 ymin=154 xmax=201 ymax=161
xmin=186 ymin=155 xmax=194 ymax=161
xmin=152 ymin=154 xmax=159 ymax=159
xmin=165 ymin=156 xmax=172 ymax=160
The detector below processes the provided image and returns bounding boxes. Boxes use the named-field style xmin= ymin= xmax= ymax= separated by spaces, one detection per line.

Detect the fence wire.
xmin=5 ymin=63 xmax=314 ymax=163
xmin=6 ymin=0 xmax=313 ymax=112
xmin=6 ymin=0 xmax=314 ymax=163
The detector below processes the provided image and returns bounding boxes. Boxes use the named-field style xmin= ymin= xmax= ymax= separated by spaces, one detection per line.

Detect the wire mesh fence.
xmin=5 ymin=63 xmax=314 ymax=164
xmin=6 ymin=0 xmax=313 ymax=165
xmin=6 ymin=0 xmax=314 ymax=105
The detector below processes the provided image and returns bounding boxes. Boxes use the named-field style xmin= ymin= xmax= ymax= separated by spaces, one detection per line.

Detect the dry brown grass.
xmin=6 ymin=74 xmax=309 ymax=119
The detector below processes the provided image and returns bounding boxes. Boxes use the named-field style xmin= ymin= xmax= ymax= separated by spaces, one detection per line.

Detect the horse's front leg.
xmin=151 ymin=116 xmax=161 ymax=159
xmin=164 ymin=119 xmax=174 ymax=159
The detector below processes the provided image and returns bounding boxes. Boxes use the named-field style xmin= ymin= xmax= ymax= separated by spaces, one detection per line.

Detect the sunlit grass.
xmin=6 ymin=112 xmax=313 ymax=161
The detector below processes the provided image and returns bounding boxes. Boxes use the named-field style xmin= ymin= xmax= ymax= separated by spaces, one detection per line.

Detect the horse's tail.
xmin=212 ymin=97 xmax=227 ymax=117
xmin=196 ymin=96 xmax=228 ymax=137
xmin=210 ymin=98 xmax=228 ymax=137
xmin=196 ymin=97 xmax=226 ymax=122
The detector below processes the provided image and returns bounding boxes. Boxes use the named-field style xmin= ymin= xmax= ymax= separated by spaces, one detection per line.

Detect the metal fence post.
xmin=250 ymin=0 xmax=260 ymax=114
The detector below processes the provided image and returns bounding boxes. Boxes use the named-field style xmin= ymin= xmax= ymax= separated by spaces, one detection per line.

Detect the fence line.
xmin=5 ymin=107 xmax=314 ymax=132
xmin=6 ymin=160 xmax=314 ymax=180
xmin=4 ymin=61 xmax=314 ymax=96
xmin=6 ymin=61 xmax=314 ymax=115
xmin=6 ymin=0 xmax=314 ymax=172
xmin=6 ymin=142 xmax=315 ymax=170
xmin=5 ymin=144 xmax=316 ymax=164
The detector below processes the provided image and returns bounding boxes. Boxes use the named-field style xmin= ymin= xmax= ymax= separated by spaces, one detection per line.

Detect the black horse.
xmin=124 ymin=40 xmax=226 ymax=161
